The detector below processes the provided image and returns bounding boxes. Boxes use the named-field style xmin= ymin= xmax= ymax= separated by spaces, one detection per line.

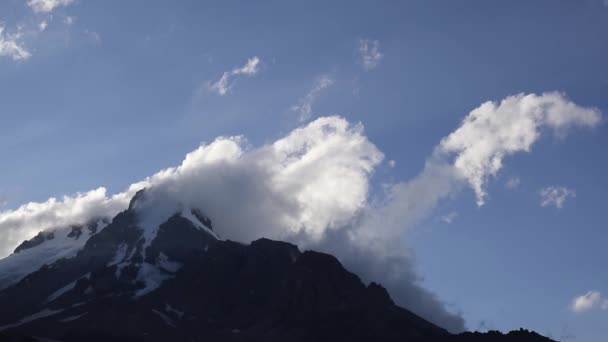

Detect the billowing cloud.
xmin=571 ymin=291 xmax=608 ymax=313
xmin=290 ymin=75 xmax=334 ymax=122
xmin=540 ymin=186 xmax=576 ymax=208
xmin=208 ymin=56 xmax=261 ymax=95
xmin=358 ymin=38 xmax=383 ymax=70
xmin=0 ymin=92 xmax=601 ymax=333
xmin=0 ymin=26 xmax=30 ymax=61
xmin=27 ymin=0 xmax=75 ymax=13
xmin=439 ymin=92 xmax=601 ymax=206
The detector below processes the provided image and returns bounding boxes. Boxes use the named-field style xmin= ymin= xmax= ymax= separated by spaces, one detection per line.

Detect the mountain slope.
xmin=0 ymin=192 xmax=555 ymax=342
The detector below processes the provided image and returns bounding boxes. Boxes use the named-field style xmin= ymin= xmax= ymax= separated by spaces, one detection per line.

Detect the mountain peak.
xmin=0 ymin=192 xmax=556 ymax=342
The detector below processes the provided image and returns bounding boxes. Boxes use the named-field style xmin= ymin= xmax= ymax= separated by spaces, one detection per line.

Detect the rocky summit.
xmin=0 ymin=192 xmax=555 ymax=342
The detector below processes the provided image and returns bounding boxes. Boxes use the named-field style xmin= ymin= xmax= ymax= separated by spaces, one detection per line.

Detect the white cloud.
xmin=27 ymin=0 xmax=75 ymax=13
xmin=38 ymin=20 xmax=48 ymax=32
xmin=0 ymin=92 xmax=601 ymax=333
xmin=388 ymin=160 xmax=396 ymax=168
xmin=208 ymin=56 xmax=261 ymax=95
xmin=63 ymin=16 xmax=75 ymax=25
xmin=540 ymin=186 xmax=576 ymax=208
xmin=0 ymin=26 xmax=31 ymax=61
xmin=439 ymin=92 xmax=601 ymax=206
xmin=358 ymin=38 xmax=383 ymax=70
xmin=291 ymin=75 xmax=334 ymax=122
xmin=441 ymin=211 xmax=459 ymax=224
xmin=505 ymin=176 xmax=521 ymax=189
xmin=571 ymin=291 xmax=608 ymax=313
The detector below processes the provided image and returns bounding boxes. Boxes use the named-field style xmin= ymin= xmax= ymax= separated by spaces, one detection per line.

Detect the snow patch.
xmin=134 ymin=263 xmax=173 ymax=298
xmin=180 ymin=209 xmax=219 ymax=239
xmin=152 ymin=309 xmax=176 ymax=328
xmin=59 ymin=312 xmax=87 ymax=323
xmin=157 ymin=253 xmax=181 ymax=273
xmin=108 ymin=243 xmax=128 ymax=266
xmin=165 ymin=303 xmax=184 ymax=319
xmin=134 ymin=253 xmax=182 ymax=298
xmin=0 ymin=308 xmax=64 ymax=331
xmin=114 ymin=246 xmax=138 ymax=279
xmin=45 ymin=280 xmax=77 ymax=303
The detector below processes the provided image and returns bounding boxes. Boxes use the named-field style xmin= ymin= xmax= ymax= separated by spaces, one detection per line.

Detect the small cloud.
xmin=358 ymin=38 xmax=383 ymax=70
xmin=38 ymin=20 xmax=48 ymax=31
xmin=388 ymin=160 xmax=396 ymax=168
xmin=27 ymin=0 xmax=75 ymax=13
xmin=208 ymin=56 xmax=261 ymax=96
xmin=505 ymin=176 xmax=520 ymax=189
xmin=440 ymin=211 xmax=458 ymax=224
xmin=570 ymin=290 xmax=608 ymax=313
xmin=0 ymin=26 xmax=31 ymax=61
xmin=290 ymin=75 xmax=334 ymax=122
xmin=63 ymin=16 xmax=75 ymax=25
xmin=83 ymin=29 xmax=101 ymax=45
xmin=540 ymin=186 xmax=576 ymax=209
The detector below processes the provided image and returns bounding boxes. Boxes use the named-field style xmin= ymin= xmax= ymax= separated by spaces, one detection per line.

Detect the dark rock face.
xmin=450 ymin=329 xmax=556 ymax=342
xmin=0 ymin=202 xmax=555 ymax=342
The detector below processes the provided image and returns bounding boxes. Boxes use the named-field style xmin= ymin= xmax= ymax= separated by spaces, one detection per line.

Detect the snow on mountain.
xmin=0 ymin=219 xmax=109 ymax=290
xmin=0 ymin=191 xmax=219 ymax=294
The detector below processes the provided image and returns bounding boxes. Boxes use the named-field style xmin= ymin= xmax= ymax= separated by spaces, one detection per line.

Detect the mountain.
xmin=0 ymin=191 xmax=555 ymax=342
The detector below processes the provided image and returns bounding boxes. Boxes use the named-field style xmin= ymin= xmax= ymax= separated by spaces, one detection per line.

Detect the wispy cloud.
xmin=0 ymin=26 xmax=30 ymax=61
xmin=83 ymin=29 xmax=101 ymax=45
xmin=540 ymin=186 xmax=576 ymax=208
xmin=571 ymin=291 xmax=608 ymax=313
xmin=358 ymin=38 xmax=383 ymax=70
xmin=0 ymin=0 xmax=78 ymax=61
xmin=208 ymin=56 xmax=261 ymax=96
xmin=505 ymin=176 xmax=521 ymax=189
xmin=441 ymin=211 xmax=459 ymax=224
xmin=291 ymin=75 xmax=334 ymax=122
xmin=27 ymin=0 xmax=75 ymax=14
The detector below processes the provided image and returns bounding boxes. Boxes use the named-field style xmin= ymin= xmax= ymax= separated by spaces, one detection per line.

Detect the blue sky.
xmin=0 ymin=1 xmax=607 ymax=340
